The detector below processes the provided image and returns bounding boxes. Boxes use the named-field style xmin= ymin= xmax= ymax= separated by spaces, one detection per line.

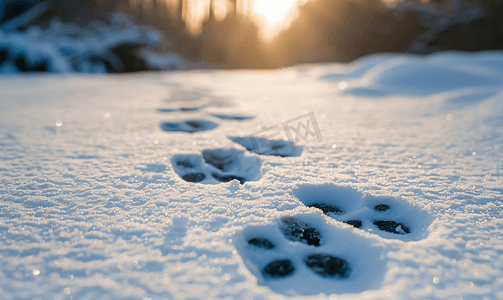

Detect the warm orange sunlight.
xmin=252 ymin=0 xmax=300 ymax=39
xmin=162 ymin=0 xmax=308 ymax=39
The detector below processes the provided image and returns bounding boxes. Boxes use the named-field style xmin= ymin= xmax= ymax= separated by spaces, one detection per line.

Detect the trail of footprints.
xmin=158 ymin=103 xmax=254 ymax=133
xmin=158 ymin=99 xmax=430 ymax=294
xmin=170 ymin=136 xmax=303 ymax=184
xmin=159 ymin=108 xmax=303 ymax=184
xmin=158 ymin=102 xmax=303 ymax=184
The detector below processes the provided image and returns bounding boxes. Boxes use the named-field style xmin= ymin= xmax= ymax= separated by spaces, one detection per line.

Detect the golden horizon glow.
xmin=160 ymin=0 xmax=308 ymax=40
xmin=252 ymin=0 xmax=298 ymax=39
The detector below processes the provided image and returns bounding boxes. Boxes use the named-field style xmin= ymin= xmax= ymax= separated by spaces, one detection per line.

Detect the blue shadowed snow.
xmin=322 ymin=52 xmax=503 ymax=98
xmin=1 ymin=51 xmax=503 ymax=299
xmin=228 ymin=136 xmax=303 ymax=157
xmin=157 ymin=106 xmax=205 ymax=113
xmin=210 ymin=113 xmax=254 ymax=121
xmin=159 ymin=119 xmax=219 ymax=133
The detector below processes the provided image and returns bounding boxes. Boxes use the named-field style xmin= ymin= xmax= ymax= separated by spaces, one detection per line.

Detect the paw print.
xmin=244 ymin=216 xmax=349 ymax=280
xmin=210 ymin=113 xmax=254 ymax=121
xmin=236 ymin=213 xmax=387 ymax=295
xmin=171 ymin=148 xmax=261 ymax=184
xmin=293 ymin=184 xmax=432 ymax=241
xmin=159 ymin=119 xmax=219 ymax=133
xmin=157 ymin=105 xmax=205 ymax=112
xmin=228 ymin=136 xmax=303 ymax=157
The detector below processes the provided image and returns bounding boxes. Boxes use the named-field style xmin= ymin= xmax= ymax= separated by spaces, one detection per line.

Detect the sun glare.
xmin=253 ymin=0 xmax=295 ymax=24
xmin=164 ymin=0 xmax=307 ymax=39
xmin=252 ymin=0 xmax=302 ymax=40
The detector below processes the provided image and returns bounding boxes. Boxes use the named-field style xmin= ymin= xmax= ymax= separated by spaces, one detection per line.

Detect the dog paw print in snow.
xmin=293 ymin=184 xmax=432 ymax=241
xmin=171 ymin=148 xmax=261 ymax=184
xmin=228 ymin=136 xmax=303 ymax=157
xmin=235 ymin=213 xmax=387 ymax=296
xmin=209 ymin=113 xmax=254 ymax=121
xmin=157 ymin=106 xmax=205 ymax=113
xmin=159 ymin=119 xmax=218 ymax=133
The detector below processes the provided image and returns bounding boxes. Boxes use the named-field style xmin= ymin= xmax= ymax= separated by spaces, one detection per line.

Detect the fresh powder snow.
xmin=1 ymin=51 xmax=503 ymax=300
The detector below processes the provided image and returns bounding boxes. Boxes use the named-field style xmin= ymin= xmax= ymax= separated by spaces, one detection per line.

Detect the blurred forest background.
xmin=1 ymin=0 xmax=502 ymax=73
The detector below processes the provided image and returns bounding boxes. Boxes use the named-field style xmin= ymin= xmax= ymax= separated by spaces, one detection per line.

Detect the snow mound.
xmin=322 ymin=52 xmax=503 ymax=98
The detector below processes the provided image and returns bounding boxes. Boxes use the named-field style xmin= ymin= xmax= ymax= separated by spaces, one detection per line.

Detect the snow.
xmin=0 ymin=13 xmax=188 ymax=74
xmin=1 ymin=51 xmax=503 ymax=299
xmin=329 ymin=52 xmax=503 ymax=98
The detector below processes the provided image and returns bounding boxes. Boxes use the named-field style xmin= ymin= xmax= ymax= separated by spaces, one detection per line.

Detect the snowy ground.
xmin=1 ymin=51 xmax=503 ymax=300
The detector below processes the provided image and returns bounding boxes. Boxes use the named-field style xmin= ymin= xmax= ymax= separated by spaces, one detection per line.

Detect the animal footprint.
xmin=228 ymin=136 xmax=303 ymax=157
xmin=171 ymin=148 xmax=261 ymax=184
xmin=246 ymin=216 xmax=349 ymax=280
xmin=309 ymin=200 xmax=410 ymax=235
xmin=236 ymin=213 xmax=386 ymax=295
xmin=293 ymin=184 xmax=432 ymax=241
xmin=210 ymin=113 xmax=254 ymax=121
xmin=157 ymin=106 xmax=205 ymax=113
xmin=160 ymin=119 xmax=218 ymax=133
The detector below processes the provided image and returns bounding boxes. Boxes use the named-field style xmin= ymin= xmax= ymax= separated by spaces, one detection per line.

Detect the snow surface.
xmin=1 ymin=51 xmax=503 ymax=300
